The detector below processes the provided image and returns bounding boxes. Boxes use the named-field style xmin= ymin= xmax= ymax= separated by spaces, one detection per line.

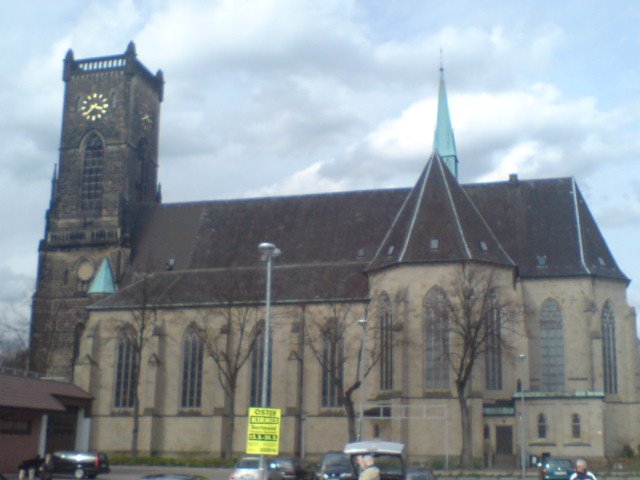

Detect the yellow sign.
xmin=246 ymin=407 xmax=281 ymax=455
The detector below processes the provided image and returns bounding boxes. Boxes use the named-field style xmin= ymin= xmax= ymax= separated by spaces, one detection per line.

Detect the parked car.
xmin=141 ymin=475 xmax=209 ymax=480
xmin=405 ymin=467 xmax=436 ymax=480
xmin=19 ymin=452 xmax=110 ymax=479
xmin=230 ymin=456 xmax=308 ymax=480
xmin=343 ymin=441 xmax=405 ymax=480
xmin=316 ymin=452 xmax=353 ymax=480
xmin=230 ymin=456 xmax=265 ymax=480
xmin=270 ymin=457 xmax=312 ymax=480
xmin=538 ymin=458 xmax=574 ymax=480
xmin=18 ymin=455 xmax=44 ymax=475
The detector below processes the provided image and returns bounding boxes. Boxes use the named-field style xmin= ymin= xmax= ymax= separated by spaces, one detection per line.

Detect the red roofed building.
xmin=0 ymin=371 xmax=92 ymax=474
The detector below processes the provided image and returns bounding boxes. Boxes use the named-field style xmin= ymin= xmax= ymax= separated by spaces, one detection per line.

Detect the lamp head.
xmin=258 ymin=242 xmax=281 ymax=259
xmin=358 ymin=317 xmax=367 ymax=328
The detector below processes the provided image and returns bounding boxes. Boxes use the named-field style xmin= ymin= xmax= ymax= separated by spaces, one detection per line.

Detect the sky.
xmin=0 ymin=0 xmax=639 ymax=334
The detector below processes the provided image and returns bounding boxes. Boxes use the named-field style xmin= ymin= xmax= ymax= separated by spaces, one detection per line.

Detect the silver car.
xmin=230 ymin=456 xmax=263 ymax=480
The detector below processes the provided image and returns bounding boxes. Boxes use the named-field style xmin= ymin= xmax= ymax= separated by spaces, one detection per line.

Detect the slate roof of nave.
xmin=92 ymin=165 xmax=627 ymax=309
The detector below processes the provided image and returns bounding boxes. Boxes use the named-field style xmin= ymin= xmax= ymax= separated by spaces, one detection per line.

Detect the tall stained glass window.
xmin=181 ymin=328 xmax=203 ymax=408
xmin=540 ymin=298 xmax=565 ymax=391
xmin=424 ymin=288 xmax=450 ymax=389
xmin=601 ymin=301 xmax=618 ymax=394
xmin=114 ymin=330 xmax=137 ymax=408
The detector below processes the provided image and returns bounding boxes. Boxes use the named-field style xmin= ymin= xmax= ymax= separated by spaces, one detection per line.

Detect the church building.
xmin=30 ymin=44 xmax=638 ymax=464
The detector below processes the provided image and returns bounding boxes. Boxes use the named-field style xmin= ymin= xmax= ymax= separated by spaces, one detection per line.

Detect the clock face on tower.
xmin=138 ymin=102 xmax=153 ymax=131
xmin=80 ymin=93 xmax=109 ymax=121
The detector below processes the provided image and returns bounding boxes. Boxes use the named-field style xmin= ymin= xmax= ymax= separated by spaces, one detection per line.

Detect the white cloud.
xmin=0 ymin=0 xmax=639 ymax=321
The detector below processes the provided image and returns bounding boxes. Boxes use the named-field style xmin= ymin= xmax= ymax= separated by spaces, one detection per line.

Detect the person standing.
xmin=39 ymin=453 xmax=54 ymax=480
xmin=569 ymin=459 xmax=597 ymax=480
xmin=357 ymin=455 xmax=380 ymax=480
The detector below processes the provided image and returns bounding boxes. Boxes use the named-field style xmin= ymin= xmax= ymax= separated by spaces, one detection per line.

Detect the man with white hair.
xmin=356 ymin=455 xmax=380 ymax=480
xmin=569 ymin=459 xmax=597 ymax=480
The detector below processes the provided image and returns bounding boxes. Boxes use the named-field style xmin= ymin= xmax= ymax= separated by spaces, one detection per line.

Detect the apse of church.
xmin=31 ymin=44 xmax=639 ymax=462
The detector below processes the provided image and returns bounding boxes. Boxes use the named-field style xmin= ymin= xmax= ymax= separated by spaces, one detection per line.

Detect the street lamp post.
xmin=258 ymin=242 xmax=281 ymax=480
xmin=357 ymin=317 xmax=368 ymax=441
xmin=519 ymin=353 xmax=527 ymax=480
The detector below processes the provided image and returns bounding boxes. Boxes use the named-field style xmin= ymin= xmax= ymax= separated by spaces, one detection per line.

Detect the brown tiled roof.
xmin=92 ymin=164 xmax=626 ymax=309
xmin=92 ymin=263 xmax=370 ymax=309
xmin=367 ymin=154 xmax=514 ymax=271
xmin=0 ymin=373 xmax=92 ymax=412
xmin=129 ymin=189 xmax=408 ymax=272
xmin=465 ymin=177 xmax=627 ymax=281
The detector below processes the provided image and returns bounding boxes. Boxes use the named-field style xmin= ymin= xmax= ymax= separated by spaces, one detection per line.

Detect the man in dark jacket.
xmin=39 ymin=453 xmax=54 ymax=480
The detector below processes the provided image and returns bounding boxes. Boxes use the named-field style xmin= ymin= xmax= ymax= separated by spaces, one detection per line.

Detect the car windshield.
xmin=373 ymin=455 xmax=403 ymax=476
xmin=237 ymin=458 xmax=261 ymax=469
xmin=546 ymin=459 xmax=572 ymax=470
xmin=324 ymin=454 xmax=350 ymax=467
xmin=275 ymin=460 xmax=293 ymax=469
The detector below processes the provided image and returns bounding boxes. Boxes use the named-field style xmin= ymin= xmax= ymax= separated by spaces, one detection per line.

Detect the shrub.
xmin=621 ymin=444 xmax=635 ymax=458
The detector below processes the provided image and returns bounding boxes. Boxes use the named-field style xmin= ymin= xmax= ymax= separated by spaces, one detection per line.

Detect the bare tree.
xmin=303 ymin=298 xmax=381 ymax=442
xmin=0 ymin=320 xmax=29 ymax=370
xmin=114 ymin=272 xmax=163 ymax=459
xmin=30 ymin=297 xmax=82 ymax=375
xmin=0 ymin=305 xmax=30 ymax=370
xmin=194 ymin=291 xmax=262 ymax=459
xmin=425 ymin=266 xmax=520 ymax=467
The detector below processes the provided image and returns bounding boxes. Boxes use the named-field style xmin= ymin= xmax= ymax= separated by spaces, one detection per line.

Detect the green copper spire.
xmin=433 ymin=66 xmax=459 ymax=177
xmin=88 ymin=258 xmax=116 ymax=295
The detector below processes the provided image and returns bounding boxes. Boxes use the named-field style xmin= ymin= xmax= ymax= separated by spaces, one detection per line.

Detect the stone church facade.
xmin=31 ymin=44 xmax=638 ymax=463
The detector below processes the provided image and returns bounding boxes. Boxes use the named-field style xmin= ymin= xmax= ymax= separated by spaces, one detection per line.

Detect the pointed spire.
xmin=88 ymin=258 xmax=116 ymax=295
xmin=49 ymin=163 xmax=58 ymax=208
xmin=63 ymin=49 xmax=75 ymax=82
xmin=433 ymin=64 xmax=459 ymax=178
xmin=125 ymin=41 xmax=137 ymax=57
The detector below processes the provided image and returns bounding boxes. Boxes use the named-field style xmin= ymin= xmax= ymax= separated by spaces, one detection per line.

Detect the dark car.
xmin=19 ymin=456 xmax=44 ymax=474
xmin=19 ymin=452 xmax=110 ymax=479
xmin=316 ymin=452 xmax=354 ymax=480
xmin=406 ymin=467 xmax=436 ymax=480
xmin=539 ymin=458 xmax=574 ymax=480
xmin=141 ymin=475 xmax=209 ymax=480
xmin=52 ymin=451 xmax=110 ymax=479
xmin=270 ymin=458 xmax=311 ymax=480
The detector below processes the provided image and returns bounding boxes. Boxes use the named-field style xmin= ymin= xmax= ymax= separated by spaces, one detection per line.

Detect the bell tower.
xmin=30 ymin=42 xmax=164 ymax=376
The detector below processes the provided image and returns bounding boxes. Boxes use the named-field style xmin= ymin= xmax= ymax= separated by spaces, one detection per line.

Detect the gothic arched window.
xmin=424 ymin=287 xmax=450 ymax=389
xmin=181 ymin=328 xmax=203 ymax=408
xmin=72 ymin=323 xmax=85 ymax=366
xmin=571 ymin=414 xmax=581 ymax=439
xmin=81 ymin=133 xmax=104 ymax=211
xmin=379 ymin=294 xmax=393 ymax=391
xmin=485 ymin=297 xmax=503 ymax=390
xmin=321 ymin=327 xmax=344 ymax=408
xmin=537 ymin=414 xmax=547 ymax=439
xmin=539 ymin=298 xmax=565 ymax=391
xmin=136 ymin=138 xmax=150 ymax=201
xmin=250 ymin=323 xmax=272 ymax=406
xmin=601 ymin=301 xmax=618 ymax=394
xmin=114 ymin=329 xmax=137 ymax=408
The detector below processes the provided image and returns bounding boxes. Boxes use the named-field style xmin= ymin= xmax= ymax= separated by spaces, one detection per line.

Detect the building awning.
xmin=0 ymin=372 xmax=92 ymax=412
